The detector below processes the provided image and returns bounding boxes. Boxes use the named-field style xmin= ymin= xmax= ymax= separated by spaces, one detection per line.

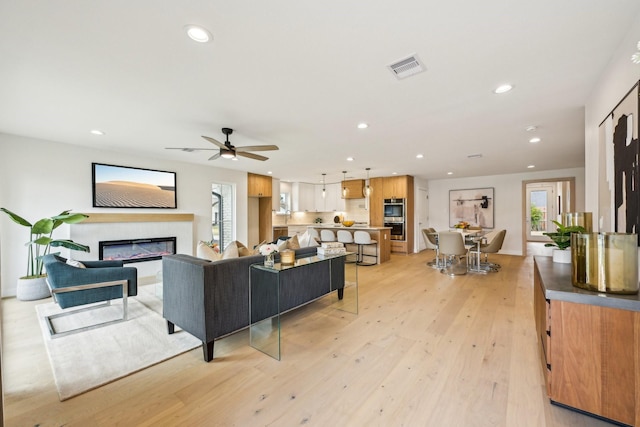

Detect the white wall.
xmin=0 ymin=133 xmax=249 ymax=297
xmin=428 ymin=168 xmax=585 ymax=256
xmin=585 ymin=11 xmax=640 ymax=218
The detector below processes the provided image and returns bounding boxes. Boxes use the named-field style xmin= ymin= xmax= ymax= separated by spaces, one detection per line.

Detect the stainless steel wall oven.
xmin=384 ymin=198 xmax=406 ymax=240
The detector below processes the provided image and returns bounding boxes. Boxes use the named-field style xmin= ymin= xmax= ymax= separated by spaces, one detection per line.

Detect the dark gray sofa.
xmin=162 ymin=246 xmax=345 ymax=362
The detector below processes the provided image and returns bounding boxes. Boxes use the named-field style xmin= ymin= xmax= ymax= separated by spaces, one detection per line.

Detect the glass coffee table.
xmin=249 ymin=252 xmax=358 ymax=360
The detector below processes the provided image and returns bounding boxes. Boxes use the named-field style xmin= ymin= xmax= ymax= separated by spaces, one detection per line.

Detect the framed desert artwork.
xmin=92 ymin=163 xmax=177 ymax=209
xmin=449 ymin=187 xmax=494 ymax=228
xmin=598 ymin=80 xmax=639 ymax=244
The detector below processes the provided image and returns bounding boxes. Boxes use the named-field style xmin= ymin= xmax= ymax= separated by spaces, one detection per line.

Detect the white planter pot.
xmin=552 ymin=248 xmax=572 ymax=264
xmin=16 ymin=276 xmax=51 ymax=301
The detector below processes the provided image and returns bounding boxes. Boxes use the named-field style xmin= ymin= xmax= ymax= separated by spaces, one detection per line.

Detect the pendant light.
xmin=342 ymin=171 xmax=348 ymax=198
xmin=363 ymin=167 xmax=372 ymax=197
xmin=322 ymin=173 xmax=326 ymax=198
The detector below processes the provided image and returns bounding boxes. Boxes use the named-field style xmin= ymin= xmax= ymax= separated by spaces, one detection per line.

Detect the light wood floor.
xmin=2 ymin=251 xmax=614 ymax=427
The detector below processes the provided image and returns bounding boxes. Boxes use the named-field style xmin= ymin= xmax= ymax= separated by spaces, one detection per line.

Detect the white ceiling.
xmin=1 ymin=1 xmax=639 ymax=185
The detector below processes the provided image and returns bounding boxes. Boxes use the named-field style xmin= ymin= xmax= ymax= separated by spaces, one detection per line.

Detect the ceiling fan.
xmin=165 ymin=128 xmax=278 ymax=161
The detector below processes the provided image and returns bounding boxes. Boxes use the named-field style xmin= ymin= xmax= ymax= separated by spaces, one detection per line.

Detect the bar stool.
xmin=438 ymin=231 xmax=467 ymax=276
xmin=354 ymin=230 xmax=377 ymax=266
xmin=337 ymin=230 xmax=356 ymax=262
xmin=320 ymin=229 xmax=336 ymax=243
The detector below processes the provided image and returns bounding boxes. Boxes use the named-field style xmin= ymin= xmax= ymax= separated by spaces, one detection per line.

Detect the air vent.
xmin=467 ymin=153 xmax=483 ymax=159
xmin=387 ymin=54 xmax=425 ymax=80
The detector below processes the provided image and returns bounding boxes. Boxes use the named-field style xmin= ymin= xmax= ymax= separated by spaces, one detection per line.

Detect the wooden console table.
xmin=534 ymin=256 xmax=640 ymax=426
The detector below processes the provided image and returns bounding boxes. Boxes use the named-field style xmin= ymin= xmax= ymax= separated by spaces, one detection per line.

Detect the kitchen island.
xmin=312 ymin=225 xmax=391 ymax=264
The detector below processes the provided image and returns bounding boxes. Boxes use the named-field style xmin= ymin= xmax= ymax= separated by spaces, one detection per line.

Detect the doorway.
xmin=416 ymin=188 xmax=429 ymax=252
xmin=522 ymin=178 xmax=575 ymax=256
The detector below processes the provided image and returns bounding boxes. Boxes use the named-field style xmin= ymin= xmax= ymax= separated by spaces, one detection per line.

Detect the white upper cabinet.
xmin=292 ymin=182 xmax=315 ymax=212
xmin=291 ymin=182 xmax=345 ymax=212
xmin=324 ymin=183 xmax=345 ymax=212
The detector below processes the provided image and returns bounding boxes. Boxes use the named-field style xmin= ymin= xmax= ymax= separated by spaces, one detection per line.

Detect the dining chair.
xmin=422 ymin=228 xmax=443 ymax=269
xmin=479 ymin=229 xmax=507 ymax=269
xmin=438 ymin=231 xmax=468 ymax=276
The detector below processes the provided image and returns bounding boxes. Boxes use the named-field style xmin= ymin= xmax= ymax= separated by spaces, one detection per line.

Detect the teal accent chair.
xmin=42 ymin=254 xmax=138 ymax=337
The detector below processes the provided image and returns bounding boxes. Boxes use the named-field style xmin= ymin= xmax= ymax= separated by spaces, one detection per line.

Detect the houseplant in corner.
xmin=543 ymin=220 xmax=586 ymax=263
xmin=1 ymin=208 xmax=90 ymax=300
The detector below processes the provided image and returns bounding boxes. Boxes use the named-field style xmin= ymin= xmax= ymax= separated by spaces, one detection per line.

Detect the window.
xmin=211 ymin=183 xmax=235 ymax=250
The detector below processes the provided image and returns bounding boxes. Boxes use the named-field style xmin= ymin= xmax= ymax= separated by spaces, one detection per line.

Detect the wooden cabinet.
xmin=341 ymin=179 xmax=364 ymax=199
xmin=378 ymin=229 xmax=391 ymax=263
xmin=368 ymin=177 xmax=385 ymax=226
xmin=534 ymin=258 xmax=640 ymax=426
xmin=382 ymin=175 xmax=410 ymax=199
xmin=248 ymin=173 xmax=272 ymax=197
xmin=273 ymin=226 xmax=288 ymax=241
xmin=371 ymin=175 xmax=414 ymax=254
xmin=272 ymin=178 xmax=281 ymax=211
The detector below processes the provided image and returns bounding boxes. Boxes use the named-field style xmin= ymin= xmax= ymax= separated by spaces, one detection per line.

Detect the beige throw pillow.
xmin=197 ymin=241 xmax=223 ymax=261
xmin=288 ymin=234 xmax=300 ymax=249
xmin=222 ymin=241 xmax=240 ymax=259
xmin=66 ymin=259 xmax=86 ymax=268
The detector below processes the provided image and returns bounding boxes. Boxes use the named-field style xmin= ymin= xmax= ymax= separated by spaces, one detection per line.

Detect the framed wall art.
xmin=449 ymin=187 xmax=494 ymax=228
xmin=598 ymin=80 xmax=639 ymax=244
xmin=92 ymin=163 xmax=177 ymax=209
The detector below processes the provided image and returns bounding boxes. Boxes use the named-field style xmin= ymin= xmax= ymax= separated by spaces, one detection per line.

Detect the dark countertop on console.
xmin=535 ymin=256 xmax=640 ymax=312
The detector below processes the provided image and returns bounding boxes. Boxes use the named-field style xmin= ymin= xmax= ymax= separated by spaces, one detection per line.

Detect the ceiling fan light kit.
xmin=167 ymin=127 xmax=278 ymax=161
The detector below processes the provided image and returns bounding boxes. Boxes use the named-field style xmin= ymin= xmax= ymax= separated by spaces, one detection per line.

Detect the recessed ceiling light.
xmin=267 ymin=171 xmax=272 ymax=175
xmin=529 ymin=137 xmax=541 ymax=143
xmin=357 ymin=123 xmax=368 ymax=129
xmin=447 ymin=172 xmax=453 ymax=175
xmin=185 ymin=25 xmax=212 ymax=43
xmin=528 ymin=165 xmax=535 ymax=169
xmin=391 ymin=172 xmax=398 ymax=175
xmin=90 ymin=129 xmax=105 ymax=136
xmin=526 ymin=125 xmax=538 ymax=132
xmin=416 ymin=154 xmax=424 ymax=159
xmin=493 ymin=84 xmax=513 ymax=94
xmin=346 ymin=157 xmax=354 ymax=162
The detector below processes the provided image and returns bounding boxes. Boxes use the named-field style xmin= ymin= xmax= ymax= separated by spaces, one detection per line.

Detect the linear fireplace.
xmin=99 ymin=237 xmax=176 ymax=263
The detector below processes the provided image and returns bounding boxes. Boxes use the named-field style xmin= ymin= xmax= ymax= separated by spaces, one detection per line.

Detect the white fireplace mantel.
xmin=70 ymin=212 xmax=194 ymax=280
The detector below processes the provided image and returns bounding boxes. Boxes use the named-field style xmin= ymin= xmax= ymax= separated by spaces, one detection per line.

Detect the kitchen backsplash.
xmin=272 ymin=199 xmax=369 ymax=225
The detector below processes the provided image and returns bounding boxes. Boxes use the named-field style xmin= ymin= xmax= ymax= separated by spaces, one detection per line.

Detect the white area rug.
xmin=35 ymin=285 xmax=200 ymax=401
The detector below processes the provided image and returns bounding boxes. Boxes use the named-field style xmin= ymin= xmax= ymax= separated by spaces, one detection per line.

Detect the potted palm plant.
xmin=1 ymin=208 xmax=90 ymax=300
xmin=543 ymin=220 xmax=586 ymax=263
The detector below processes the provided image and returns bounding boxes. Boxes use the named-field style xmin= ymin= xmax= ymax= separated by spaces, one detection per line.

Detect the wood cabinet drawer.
xmin=390 ymin=241 xmax=407 ymax=253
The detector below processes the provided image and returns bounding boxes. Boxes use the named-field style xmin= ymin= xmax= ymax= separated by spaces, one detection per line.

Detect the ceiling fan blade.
xmin=236 ymin=151 xmax=268 ymax=161
xmin=208 ymin=152 xmax=222 ymax=161
xmin=165 ymin=147 xmax=216 ymax=152
xmin=235 ymin=145 xmax=279 ymax=152
xmin=201 ymin=135 xmax=227 ymax=149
